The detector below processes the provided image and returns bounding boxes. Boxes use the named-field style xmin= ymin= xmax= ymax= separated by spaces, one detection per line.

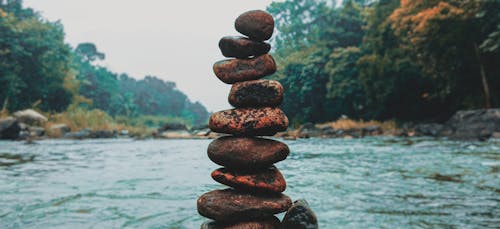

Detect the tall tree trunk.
xmin=2 ymin=97 xmax=8 ymax=111
xmin=474 ymin=43 xmax=491 ymax=109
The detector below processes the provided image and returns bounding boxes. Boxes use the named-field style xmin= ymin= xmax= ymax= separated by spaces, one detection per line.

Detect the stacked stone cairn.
xmin=197 ymin=10 xmax=293 ymax=228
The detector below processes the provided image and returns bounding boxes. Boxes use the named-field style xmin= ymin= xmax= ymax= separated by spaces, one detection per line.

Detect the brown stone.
xmin=219 ymin=36 xmax=271 ymax=59
xmin=213 ymin=54 xmax=276 ymax=84
xmin=197 ymin=189 xmax=292 ymax=222
xmin=212 ymin=166 xmax=286 ymax=193
xmin=209 ymin=107 xmax=288 ymax=136
xmin=235 ymin=10 xmax=274 ymax=41
xmin=282 ymin=199 xmax=319 ymax=229
xmin=229 ymin=80 xmax=283 ymax=108
xmin=201 ymin=217 xmax=281 ymax=229
xmin=208 ymin=136 xmax=289 ymax=169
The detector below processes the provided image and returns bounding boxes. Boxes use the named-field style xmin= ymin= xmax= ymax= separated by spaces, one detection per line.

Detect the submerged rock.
xmin=229 ymin=80 xmax=283 ymax=108
xmin=235 ymin=10 xmax=274 ymax=41
xmin=209 ymin=107 xmax=288 ymax=136
xmin=428 ymin=173 xmax=463 ymax=183
xmin=201 ymin=216 xmax=281 ymax=229
xmin=208 ymin=136 xmax=289 ymax=169
xmin=211 ymin=166 xmax=286 ymax=193
xmin=197 ymin=189 xmax=291 ymax=222
xmin=0 ymin=153 xmax=35 ymax=167
xmin=282 ymin=199 xmax=318 ymax=229
xmin=219 ymin=36 xmax=271 ymax=59
xmin=213 ymin=54 xmax=276 ymax=84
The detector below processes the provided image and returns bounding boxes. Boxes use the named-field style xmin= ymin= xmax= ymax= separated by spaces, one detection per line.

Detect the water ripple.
xmin=0 ymin=138 xmax=498 ymax=228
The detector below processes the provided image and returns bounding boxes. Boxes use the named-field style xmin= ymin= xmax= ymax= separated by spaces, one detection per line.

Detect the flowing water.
xmin=0 ymin=138 xmax=499 ymax=228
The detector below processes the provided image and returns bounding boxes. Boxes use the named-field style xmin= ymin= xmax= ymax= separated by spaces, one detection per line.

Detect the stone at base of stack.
xmin=197 ymin=9 xmax=293 ymax=228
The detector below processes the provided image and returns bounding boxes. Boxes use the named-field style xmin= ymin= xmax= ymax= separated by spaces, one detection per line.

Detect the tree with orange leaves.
xmin=389 ymin=0 xmax=499 ymax=109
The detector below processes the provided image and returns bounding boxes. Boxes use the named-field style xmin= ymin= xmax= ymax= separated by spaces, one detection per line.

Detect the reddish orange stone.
xmin=235 ymin=10 xmax=275 ymax=41
xmin=219 ymin=36 xmax=271 ymax=59
xmin=213 ymin=54 xmax=276 ymax=84
xmin=208 ymin=137 xmax=289 ymax=169
xmin=197 ymin=189 xmax=292 ymax=222
xmin=209 ymin=107 xmax=288 ymax=136
xmin=229 ymin=80 xmax=283 ymax=108
xmin=212 ymin=166 xmax=286 ymax=193
xmin=201 ymin=216 xmax=281 ymax=229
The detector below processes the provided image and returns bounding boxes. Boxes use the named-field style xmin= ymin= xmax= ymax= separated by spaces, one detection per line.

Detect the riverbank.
xmin=1 ymin=109 xmax=499 ymax=141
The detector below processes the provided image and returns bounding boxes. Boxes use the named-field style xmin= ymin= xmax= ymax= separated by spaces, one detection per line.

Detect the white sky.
xmin=23 ymin=0 xmax=277 ymax=112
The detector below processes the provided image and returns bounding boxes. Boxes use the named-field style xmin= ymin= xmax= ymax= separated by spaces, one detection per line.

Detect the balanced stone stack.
xmin=197 ymin=10 xmax=292 ymax=228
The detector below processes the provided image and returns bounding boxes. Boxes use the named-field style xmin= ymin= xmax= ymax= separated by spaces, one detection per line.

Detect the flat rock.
xmin=197 ymin=189 xmax=292 ymax=222
xmin=212 ymin=166 xmax=286 ymax=193
xmin=229 ymin=80 xmax=283 ymax=108
xmin=445 ymin=109 xmax=500 ymax=140
xmin=201 ymin=216 xmax=281 ymax=229
xmin=213 ymin=54 xmax=276 ymax=84
xmin=13 ymin=109 xmax=47 ymax=126
xmin=235 ymin=10 xmax=274 ymax=41
xmin=219 ymin=36 xmax=271 ymax=59
xmin=282 ymin=199 xmax=318 ymax=229
xmin=209 ymin=107 xmax=288 ymax=136
xmin=208 ymin=136 xmax=289 ymax=169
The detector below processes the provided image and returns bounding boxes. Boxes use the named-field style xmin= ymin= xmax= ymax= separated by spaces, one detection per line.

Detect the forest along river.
xmin=0 ymin=138 xmax=499 ymax=228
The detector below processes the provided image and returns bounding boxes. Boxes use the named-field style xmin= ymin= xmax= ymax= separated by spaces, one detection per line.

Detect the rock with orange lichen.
xmin=197 ymin=189 xmax=291 ymax=222
xmin=235 ymin=10 xmax=274 ymax=41
xmin=207 ymin=136 xmax=289 ymax=169
xmin=201 ymin=216 xmax=281 ymax=229
xmin=213 ymin=54 xmax=276 ymax=84
xmin=219 ymin=36 xmax=271 ymax=59
xmin=209 ymin=107 xmax=288 ymax=136
xmin=229 ymin=80 xmax=283 ymax=108
xmin=211 ymin=166 xmax=286 ymax=193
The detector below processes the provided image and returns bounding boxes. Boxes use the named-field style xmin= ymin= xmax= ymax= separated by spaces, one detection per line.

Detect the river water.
xmin=0 ymin=138 xmax=498 ymax=228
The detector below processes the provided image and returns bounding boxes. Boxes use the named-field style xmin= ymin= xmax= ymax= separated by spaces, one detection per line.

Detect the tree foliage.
xmin=72 ymin=44 xmax=209 ymax=125
xmin=0 ymin=1 xmax=209 ymax=126
xmin=268 ymin=0 xmax=500 ymax=123
xmin=0 ymin=0 xmax=72 ymax=112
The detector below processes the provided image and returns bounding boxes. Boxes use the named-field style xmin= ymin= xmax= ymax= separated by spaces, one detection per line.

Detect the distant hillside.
xmin=0 ymin=1 xmax=209 ymax=126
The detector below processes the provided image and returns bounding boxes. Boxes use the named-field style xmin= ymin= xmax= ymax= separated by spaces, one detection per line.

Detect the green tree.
xmin=75 ymin=43 xmax=105 ymax=62
xmin=389 ymin=0 xmax=500 ymax=110
xmin=269 ymin=0 xmax=367 ymax=123
xmin=0 ymin=1 xmax=72 ymax=112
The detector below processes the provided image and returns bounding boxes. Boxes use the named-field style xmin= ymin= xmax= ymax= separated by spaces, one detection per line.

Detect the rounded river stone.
xmin=209 ymin=107 xmax=288 ymax=136
xmin=235 ymin=10 xmax=274 ymax=41
xmin=197 ymin=189 xmax=292 ymax=222
xmin=207 ymin=136 xmax=289 ymax=169
xmin=200 ymin=216 xmax=281 ymax=229
xmin=229 ymin=80 xmax=283 ymax=108
xmin=282 ymin=199 xmax=319 ymax=229
xmin=219 ymin=36 xmax=271 ymax=59
xmin=211 ymin=166 xmax=286 ymax=193
xmin=213 ymin=54 xmax=276 ymax=84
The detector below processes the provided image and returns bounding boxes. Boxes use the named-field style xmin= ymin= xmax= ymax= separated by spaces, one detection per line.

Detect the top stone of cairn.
xmin=235 ymin=10 xmax=274 ymax=41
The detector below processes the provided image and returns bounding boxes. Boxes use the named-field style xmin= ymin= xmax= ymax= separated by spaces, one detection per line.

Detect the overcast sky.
xmin=23 ymin=0 xmax=277 ymax=112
